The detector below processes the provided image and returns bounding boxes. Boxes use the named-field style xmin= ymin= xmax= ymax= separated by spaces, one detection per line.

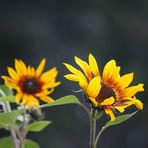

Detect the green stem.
xmin=90 ymin=108 xmax=97 ymax=148
xmin=79 ymin=104 xmax=92 ymax=123
xmin=94 ymin=127 xmax=105 ymax=147
xmin=2 ymin=103 xmax=20 ymax=148
xmin=20 ymin=107 xmax=28 ymax=148
xmin=79 ymin=104 xmax=96 ymax=148
xmin=79 ymin=104 xmax=104 ymax=148
xmin=0 ymin=90 xmax=20 ymax=148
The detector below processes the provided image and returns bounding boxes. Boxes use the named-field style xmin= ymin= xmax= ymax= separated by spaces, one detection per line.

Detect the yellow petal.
xmin=27 ymin=66 xmax=31 ymax=76
xmin=88 ymin=54 xmax=99 ymax=76
xmin=133 ymin=97 xmax=143 ymax=110
xmin=116 ymin=73 xmax=134 ymax=88
xmin=15 ymin=93 xmax=23 ymax=104
xmin=15 ymin=59 xmax=25 ymax=76
xmin=79 ymin=77 xmax=88 ymax=90
xmin=100 ymin=97 xmax=115 ymax=105
xmin=64 ymin=63 xmax=86 ymax=78
xmin=36 ymin=89 xmax=51 ymax=97
xmin=27 ymin=96 xmax=40 ymax=109
xmin=114 ymin=106 xmax=125 ymax=113
xmin=64 ymin=74 xmax=79 ymax=82
xmin=109 ymin=66 xmax=121 ymax=84
xmin=21 ymin=94 xmax=29 ymax=105
xmin=122 ymin=97 xmax=143 ymax=110
xmin=75 ymin=56 xmax=92 ymax=80
xmin=31 ymin=67 xmax=36 ymax=76
xmin=19 ymin=60 xmax=27 ymax=75
xmin=40 ymin=95 xmax=54 ymax=103
xmin=89 ymin=97 xmax=98 ymax=107
xmin=120 ymin=97 xmax=134 ymax=108
xmin=7 ymin=67 xmax=19 ymax=80
xmin=86 ymin=76 xmax=101 ymax=98
xmin=2 ymin=76 xmax=17 ymax=88
xmin=40 ymin=67 xmax=58 ymax=82
xmin=2 ymin=76 xmax=16 ymax=83
xmin=121 ymin=83 xmax=144 ymax=98
xmin=102 ymin=59 xmax=116 ymax=83
xmin=42 ymin=82 xmax=61 ymax=89
xmin=27 ymin=66 xmax=35 ymax=77
xmin=36 ymin=58 xmax=46 ymax=77
xmin=104 ymin=108 xmax=115 ymax=121
xmin=64 ymin=63 xmax=88 ymax=89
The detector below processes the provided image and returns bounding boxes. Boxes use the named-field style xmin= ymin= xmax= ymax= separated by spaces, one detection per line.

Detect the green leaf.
xmin=0 ymin=96 xmax=16 ymax=103
xmin=40 ymin=95 xmax=81 ymax=108
xmin=104 ymin=111 xmax=138 ymax=129
xmin=0 ymin=137 xmax=39 ymax=148
xmin=0 ymin=85 xmax=15 ymax=103
xmin=25 ymin=121 xmax=51 ymax=133
xmin=0 ymin=85 xmax=13 ymax=96
xmin=0 ymin=110 xmax=20 ymax=129
xmin=24 ymin=139 xmax=40 ymax=148
xmin=0 ymin=137 xmax=13 ymax=148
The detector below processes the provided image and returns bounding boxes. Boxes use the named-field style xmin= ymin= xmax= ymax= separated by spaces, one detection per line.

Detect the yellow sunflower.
xmin=64 ymin=54 xmax=144 ymax=120
xmin=2 ymin=59 xmax=61 ymax=109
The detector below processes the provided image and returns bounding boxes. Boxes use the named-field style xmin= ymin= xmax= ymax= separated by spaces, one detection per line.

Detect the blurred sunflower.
xmin=64 ymin=54 xmax=144 ymax=120
xmin=2 ymin=59 xmax=61 ymax=109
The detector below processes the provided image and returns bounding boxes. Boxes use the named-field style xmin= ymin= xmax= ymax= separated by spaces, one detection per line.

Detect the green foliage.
xmin=104 ymin=111 xmax=138 ymax=129
xmin=0 ymin=85 xmax=13 ymax=96
xmin=0 ymin=96 xmax=16 ymax=102
xmin=24 ymin=139 xmax=40 ymax=148
xmin=0 ymin=85 xmax=15 ymax=103
xmin=40 ymin=95 xmax=81 ymax=108
xmin=0 ymin=137 xmax=13 ymax=148
xmin=0 ymin=137 xmax=39 ymax=148
xmin=0 ymin=110 xmax=20 ymax=129
xmin=25 ymin=121 xmax=51 ymax=133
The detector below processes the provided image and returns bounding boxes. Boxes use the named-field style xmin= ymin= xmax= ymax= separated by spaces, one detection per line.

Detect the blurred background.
xmin=0 ymin=0 xmax=148 ymax=148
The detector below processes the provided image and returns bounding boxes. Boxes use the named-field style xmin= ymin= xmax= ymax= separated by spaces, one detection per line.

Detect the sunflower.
xmin=2 ymin=59 xmax=61 ymax=109
xmin=64 ymin=54 xmax=144 ymax=120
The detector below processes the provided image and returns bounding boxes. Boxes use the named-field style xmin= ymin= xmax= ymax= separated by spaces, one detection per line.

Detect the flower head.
xmin=64 ymin=54 xmax=144 ymax=120
xmin=2 ymin=59 xmax=61 ymax=109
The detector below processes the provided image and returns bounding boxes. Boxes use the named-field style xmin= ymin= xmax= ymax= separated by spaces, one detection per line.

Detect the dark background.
xmin=0 ymin=0 xmax=148 ymax=148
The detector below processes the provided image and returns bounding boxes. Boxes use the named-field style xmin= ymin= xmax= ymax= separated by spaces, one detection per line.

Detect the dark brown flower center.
xmin=96 ymin=82 xmax=116 ymax=103
xmin=21 ymin=78 xmax=42 ymax=94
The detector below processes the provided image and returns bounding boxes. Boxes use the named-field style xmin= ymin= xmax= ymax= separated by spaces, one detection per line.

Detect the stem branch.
xmin=79 ymin=103 xmax=104 ymax=148
xmin=94 ymin=127 xmax=105 ymax=147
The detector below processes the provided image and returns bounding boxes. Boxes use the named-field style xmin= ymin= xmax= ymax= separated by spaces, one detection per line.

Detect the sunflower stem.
xmin=94 ymin=126 xmax=105 ymax=147
xmin=79 ymin=104 xmax=97 ymax=148
xmin=20 ymin=107 xmax=28 ymax=148
xmin=79 ymin=104 xmax=92 ymax=123
xmin=90 ymin=108 xmax=97 ymax=148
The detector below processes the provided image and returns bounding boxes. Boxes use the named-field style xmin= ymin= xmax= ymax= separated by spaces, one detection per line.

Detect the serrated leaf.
xmin=25 ymin=121 xmax=51 ymax=133
xmin=0 ymin=110 xmax=20 ymax=129
xmin=104 ymin=111 xmax=138 ymax=129
xmin=0 ymin=85 xmax=13 ymax=96
xmin=0 ymin=137 xmax=39 ymax=148
xmin=0 ymin=96 xmax=16 ymax=103
xmin=40 ymin=95 xmax=81 ymax=108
